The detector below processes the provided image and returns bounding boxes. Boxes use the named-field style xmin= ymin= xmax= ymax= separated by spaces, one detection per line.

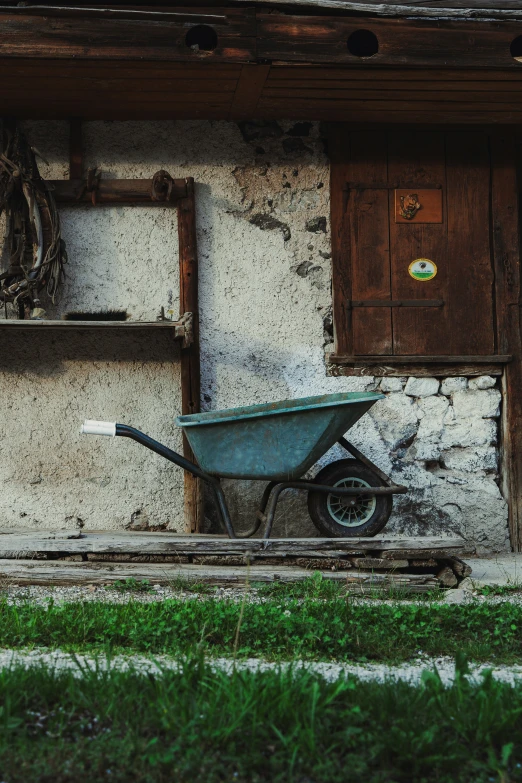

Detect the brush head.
xmin=64 ymin=310 xmax=128 ymax=322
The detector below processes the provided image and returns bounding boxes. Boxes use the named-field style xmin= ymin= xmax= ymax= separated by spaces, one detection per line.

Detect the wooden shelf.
xmin=0 ymin=319 xmax=186 ymax=337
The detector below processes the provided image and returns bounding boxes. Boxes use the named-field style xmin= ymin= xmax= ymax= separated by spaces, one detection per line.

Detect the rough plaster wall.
xmin=0 ymin=119 xmax=509 ymax=551
xmin=0 ymin=120 xmax=184 ymax=532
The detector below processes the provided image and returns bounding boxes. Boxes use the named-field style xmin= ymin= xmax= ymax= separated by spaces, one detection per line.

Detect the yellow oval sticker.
xmin=408 ymin=258 xmax=437 ymax=282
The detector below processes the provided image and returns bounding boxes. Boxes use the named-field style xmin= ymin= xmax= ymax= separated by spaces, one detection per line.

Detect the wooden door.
xmin=331 ymin=128 xmax=496 ymax=357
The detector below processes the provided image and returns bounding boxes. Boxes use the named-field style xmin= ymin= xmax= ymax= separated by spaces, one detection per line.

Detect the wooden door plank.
xmin=330 ymin=126 xmax=392 ymax=356
xmin=388 ymin=130 xmax=449 ymax=355
xmin=348 ymin=131 xmax=392 ymax=355
xmin=446 ymin=132 xmax=495 ymax=355
xmin=490 ymin=131 xmax=522 ymax=551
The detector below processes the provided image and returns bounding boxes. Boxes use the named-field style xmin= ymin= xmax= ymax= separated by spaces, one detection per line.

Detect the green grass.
xmin=2 ymin=595 xmax=522 ymax=663
xmin=254 ymin=572 xmax=440 ymax=601
xmin=107 ymin=579 xmax=155 ymax=594
xmin=0 ymin=655 xmax=520 ymax=782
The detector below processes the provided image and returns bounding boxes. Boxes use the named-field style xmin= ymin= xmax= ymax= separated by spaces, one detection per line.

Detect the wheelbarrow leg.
xmin=209 ymin=480 xmax=237 ymax=540
xmin=262 ymin=483 xmax=288 ymax=540
xmin=233 ymin=481 xmax=278 ymax=539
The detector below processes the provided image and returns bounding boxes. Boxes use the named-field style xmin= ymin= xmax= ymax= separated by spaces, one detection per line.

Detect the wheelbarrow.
xmin=81 ymin=391 xmax=407 ymax=539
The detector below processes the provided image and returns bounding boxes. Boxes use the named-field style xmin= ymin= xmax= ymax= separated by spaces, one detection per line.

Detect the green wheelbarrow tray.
xmin=177 ymin=391 xmax=384 ymax=481
xmin=80 ymin=392 xmax=407 ymax=540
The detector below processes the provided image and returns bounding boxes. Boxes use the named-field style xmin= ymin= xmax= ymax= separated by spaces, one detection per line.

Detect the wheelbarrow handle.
xmin=81 ymin=420 xmax=116 ymax=437
xmin=80 ymin=420 xmax=238 ymax=539
xmin=81 ymin=420 xmax=209 ymax=481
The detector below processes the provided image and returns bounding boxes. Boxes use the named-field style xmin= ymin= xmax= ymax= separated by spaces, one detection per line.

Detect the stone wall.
xmin=0 ymin=119 xmax=509 ymax=552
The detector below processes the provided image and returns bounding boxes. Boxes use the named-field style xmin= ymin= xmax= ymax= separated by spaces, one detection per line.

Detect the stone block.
xmin=440 ymin=446 xmax=498 ymax=473
xmin=369 ymin=393 xmax=419 ymax=450
xmin=440 ymin=377 xmax=468 ymax=396
xmin=468 ymin=375 xmax=497 ymax=390
xmin=431 ymin=476 xmax=509 ymax=553
xmin=417 ymin=395 xmax=450 ymax=436
xmin=411 ymin=441 xmax=442 ymax=461
xmin=444 ymin=589 xmax=470 ymax=603
xmin=440 ymin=417 xmax=497 ymax=449
xmin=379 ymin=377 xmax=404 ymax=393
xmin=437 ymin=566 xmax=458 ymax=587
xmin=452 ymin=389 xmax=501 ymax=420
xmin=404 ymin=377 xmax=440 ymax=397
xmin=409 ymin=396 xmax=450 ymax=461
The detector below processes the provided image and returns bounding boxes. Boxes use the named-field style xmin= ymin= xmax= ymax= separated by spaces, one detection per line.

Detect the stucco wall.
xmin=0 ymin=119 xmax=509 ymax=552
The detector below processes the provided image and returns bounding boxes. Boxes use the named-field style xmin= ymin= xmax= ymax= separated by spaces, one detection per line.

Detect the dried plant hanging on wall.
xmin=0 ymin=121 xmax=67 ymax=318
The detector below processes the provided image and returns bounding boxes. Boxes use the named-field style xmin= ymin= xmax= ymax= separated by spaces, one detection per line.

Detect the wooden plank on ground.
xmin=0 ymin=529 xmax=81 ymax=540
xmin=0 ymin=532 xmax=470 ymax=555
xmin=0 ymin=559 xmax=440 ymax=589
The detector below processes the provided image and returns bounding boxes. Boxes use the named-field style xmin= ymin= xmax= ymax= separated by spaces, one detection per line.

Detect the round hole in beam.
xmin=185 ymin=25 xmax=218 ymax=52
xmin=511 ymin=35 xmax=522 ymax=61
xmin=347 ymin=29 xmax=379 ymax=58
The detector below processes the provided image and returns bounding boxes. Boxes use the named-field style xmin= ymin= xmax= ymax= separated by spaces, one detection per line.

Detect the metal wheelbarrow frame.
xmin=81 ymin=392 xmax=407 ymax=539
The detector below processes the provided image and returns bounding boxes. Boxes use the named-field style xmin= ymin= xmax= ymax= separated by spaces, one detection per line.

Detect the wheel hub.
xmin=326 ymin=477 xmax=377 ymax=527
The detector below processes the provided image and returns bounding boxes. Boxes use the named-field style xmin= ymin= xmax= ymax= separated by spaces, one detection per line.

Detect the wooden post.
xmin=69 ymin=118 xmax=83 ymax=180
xmin=177 ymin=177 xmax=202 ymax=533
xmin=491 ymin=131 xmax=522 ymax=551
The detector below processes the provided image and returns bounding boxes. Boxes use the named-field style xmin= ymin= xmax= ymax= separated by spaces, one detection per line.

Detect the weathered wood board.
xmin=0 ymin=532 xmax=470 ymax=557
xmin=0 ymin=559 xmax=440 ymax=590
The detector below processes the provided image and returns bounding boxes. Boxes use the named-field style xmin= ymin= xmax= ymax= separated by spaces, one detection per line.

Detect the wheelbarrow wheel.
xmin=307 ymin=459 xmax=393 ymax=538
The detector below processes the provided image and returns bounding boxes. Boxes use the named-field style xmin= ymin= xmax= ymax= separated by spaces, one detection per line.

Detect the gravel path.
xmin=2 ymin=583 xmax=522 ymax=606
xmin=0 ymin=648 xmax=521 ymax=686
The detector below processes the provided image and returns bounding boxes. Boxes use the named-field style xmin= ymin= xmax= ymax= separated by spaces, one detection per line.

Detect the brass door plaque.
xmin=395 ymin=189 xmax=443 ymax=223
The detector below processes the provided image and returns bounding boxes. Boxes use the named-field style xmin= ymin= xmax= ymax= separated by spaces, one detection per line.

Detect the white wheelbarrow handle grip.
xmin=81 ymin=420 xmax=117 ymax=437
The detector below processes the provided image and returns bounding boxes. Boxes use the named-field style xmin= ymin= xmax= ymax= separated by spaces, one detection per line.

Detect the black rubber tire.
xmin=307 ymin=459 xmax=393 ymax=538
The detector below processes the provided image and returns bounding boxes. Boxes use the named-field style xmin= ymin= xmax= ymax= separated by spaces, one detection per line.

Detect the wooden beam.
xmin=50 ymin=178 xmax=188 ymax=204
xmin=0 ymin=9 xmax=255 ymax=62
xmin=257 ymin=14 xmax=522 ymax=68
xmin=329 ymin=354 xmax=512 ymax=363
xmin=177 ymin=178 xmax=202 ymax=534
xmin=0 ymin=558 xmax=441 ymax=588
xmin=229 ymin=64 xmax=271 ymax=120
xmin=0 ymin=532 xmax=469 ymax=555
xmin=329 ymin=362 xmax=505 ymax=377
xmin=491 ymin=131 xmax=522 ymax=551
